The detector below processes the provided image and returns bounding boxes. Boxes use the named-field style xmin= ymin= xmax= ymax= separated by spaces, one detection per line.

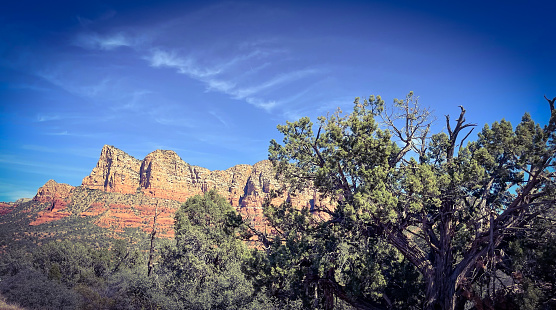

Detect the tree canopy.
xmin=264 ymin=92 xmax=556 ymax=309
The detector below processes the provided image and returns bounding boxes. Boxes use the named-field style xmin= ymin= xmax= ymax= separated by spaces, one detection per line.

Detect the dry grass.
xmin=0 ymin=295 xmax=25 ymax=310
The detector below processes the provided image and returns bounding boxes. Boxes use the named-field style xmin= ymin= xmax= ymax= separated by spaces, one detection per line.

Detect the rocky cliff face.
xmin=81 ymin=145 xmax=141 ymax=194
xmin=81 ymin=145 xmax=317 ymax=212
xmin=26 ymin=145 xmax=323 ymax=237
xmin=139 ymin=149 xmax=211 ymax=201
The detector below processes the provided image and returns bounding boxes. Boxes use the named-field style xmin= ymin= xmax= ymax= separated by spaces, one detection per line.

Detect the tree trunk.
xmin=424 ymin=264 xmax=458 ymax=310
xmin=147 ymin=204 xmax=158 ymax=277
xmin=425 ymin=199 xmax=458 ymax=310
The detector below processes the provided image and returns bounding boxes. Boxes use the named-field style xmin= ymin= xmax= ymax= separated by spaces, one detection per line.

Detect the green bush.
xmin=0 ymin=268 xmax=80 ymax=309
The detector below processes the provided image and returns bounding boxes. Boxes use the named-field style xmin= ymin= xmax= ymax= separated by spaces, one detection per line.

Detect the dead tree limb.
xmin=147 ymin=204 xmax=159 ymax=277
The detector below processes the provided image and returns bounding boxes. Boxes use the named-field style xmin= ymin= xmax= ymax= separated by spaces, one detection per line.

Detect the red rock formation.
xmin=29 ymin=208 xmax=72 ymax=226
xmin=26 ymin=145 xmax=329 ymax=238
xmin=30 ymin=180 xmax=75 ymax=225
xmin=0 ymin=202 xmax=14 ymax=215
xmin=139 ymin=149 xmax=208 ymax=201
xmin=81 ymin=146 xmax=315 ymax=211
xmin=94 ymin=202 xmax=177 ymax=238
xmin=82 ymin=145 xmax=141 ymax=194
xmin=208 ymin=164 xmax=254 ymax=207
xmin=33 ymin=179 xmax=74 ymax=203
xmin=80 ymin=202 xmax=108 ymax=217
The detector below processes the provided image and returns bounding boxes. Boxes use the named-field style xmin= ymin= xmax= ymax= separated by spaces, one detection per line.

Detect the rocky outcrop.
xmin=24 ymin=145 xmax=327 ymax=238
xmin=139 ymin=149 xmax=210 ymax=201
xmin=93 ymin=202 xmax=178 ymax=239
xmin=82 ymin=145 xmax=141 ymax=194
xmin=30 ymin=180 xmax=75 ymax=225
xmin=0 ymin=202 xmax=14 ymax=215
xmin=137 ymin=150 xmax=278 ymax=209
xmin=33 ymin=179 xmax=74 ymax=203
xmin=81 ymin=145 xmax=317 ymax=212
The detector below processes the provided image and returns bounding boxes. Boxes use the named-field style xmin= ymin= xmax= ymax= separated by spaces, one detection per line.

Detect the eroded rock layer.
xmin=26 ymin=145 xmax=325 ymax=237
xmin=81 ymin=145 xmax=141 ymax=194
xmin=81 ymin=145 xmax=319 ymax=212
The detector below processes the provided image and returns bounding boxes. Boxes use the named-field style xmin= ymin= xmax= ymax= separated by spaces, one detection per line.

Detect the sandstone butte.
xmin=25 ymin=145 xmax=329 ymax=239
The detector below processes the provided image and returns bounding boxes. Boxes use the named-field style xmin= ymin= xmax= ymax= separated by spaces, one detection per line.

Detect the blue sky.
xmin=1 ymin=0 xmax=555 ymax=202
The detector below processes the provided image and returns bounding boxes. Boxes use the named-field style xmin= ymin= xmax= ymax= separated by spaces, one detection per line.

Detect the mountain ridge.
xmin=4 ymin=145 xmax=325 ymax=240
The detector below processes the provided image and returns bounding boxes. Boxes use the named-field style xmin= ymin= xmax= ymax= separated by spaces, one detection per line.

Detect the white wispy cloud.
xmin=79 ymin=78 xmax=112 ymax=97
xmin=70 ymin=15 xmax=307 ymax=114
xmin=144 ymin=48 xmax=319 ymax=112
xmin=69 ymin=14 xmax=318 ymax=114
xmin=205 ymin=79 xmax=236 ymax=93
xmin=0 ymin=186 xmax=36 ymax=201
xmin=110 ymin=90 xmax=153 ymax=111
xmin=231 ymin=68 xmax=319 ymax=99
xmin=147 ymin=49 xmax=183 ymax=67
xmin=211 ymin=49 xmax=275 ymax=72
xmin=20 ymin=145 xmax=103 ymax=159
xmin=37 ymin=67 xmax=154 ymax=115
xmin=74 ymin=32 xmax=133 ymax=50
xmin=154 ymin=117 xmax=198 ymax=128
xmin=208 ymin=110 xmax=230 ymax=128
xmin=45 ymin=131 xmax=69 ymax=136
xmin=35 ymin=112 xmax=94 ymax=124
xmin=40 ymin=130 xmax=100 ymax=138
xmin=37 ymin=70 xmax=113 ymax=100
xmin=146 ymin=49 xmax=220 ymax=78
xmin=205 ymin=69 xmax=317 ymax=112
xmin=246 ymin=97 xmax=277 ymax=110
xmin=0 ymin=155 xmax=90 ymax=175
xmin=75 ymin=10 xmax=117 ymax=28
xmin=76 ymin=16 xmax=93 ymax=27
xmin=36 ymin=114 xmax=61 ymax=122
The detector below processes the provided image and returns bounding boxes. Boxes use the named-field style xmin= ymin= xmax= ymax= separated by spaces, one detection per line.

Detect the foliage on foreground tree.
xmin=265 ymin=93 xmax=556 ymax=310
xmin=158 ymin=190 xmax=254 ymax=309
xmin=158 ymin=189 xmax=302 ymax=310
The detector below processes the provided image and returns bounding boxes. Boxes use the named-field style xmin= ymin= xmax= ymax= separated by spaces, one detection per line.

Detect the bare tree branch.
xmin=545 ymin=95 xmax=555 ymax=112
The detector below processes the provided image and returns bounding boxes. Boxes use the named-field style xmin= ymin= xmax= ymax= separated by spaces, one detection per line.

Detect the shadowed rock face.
xmin=27 ymin=145 xmax=326 ymax=236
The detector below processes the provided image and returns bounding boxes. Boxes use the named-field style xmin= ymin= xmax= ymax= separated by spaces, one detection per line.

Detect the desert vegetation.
xmin=0 ymin=94 xmax=554 ymax=309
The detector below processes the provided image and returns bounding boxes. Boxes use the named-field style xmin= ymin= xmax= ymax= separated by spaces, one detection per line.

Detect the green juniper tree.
xmin=264 ymin=93 xmax=556 ymax=310
xmin=158 ymin=190 xmax=260 ymax=310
